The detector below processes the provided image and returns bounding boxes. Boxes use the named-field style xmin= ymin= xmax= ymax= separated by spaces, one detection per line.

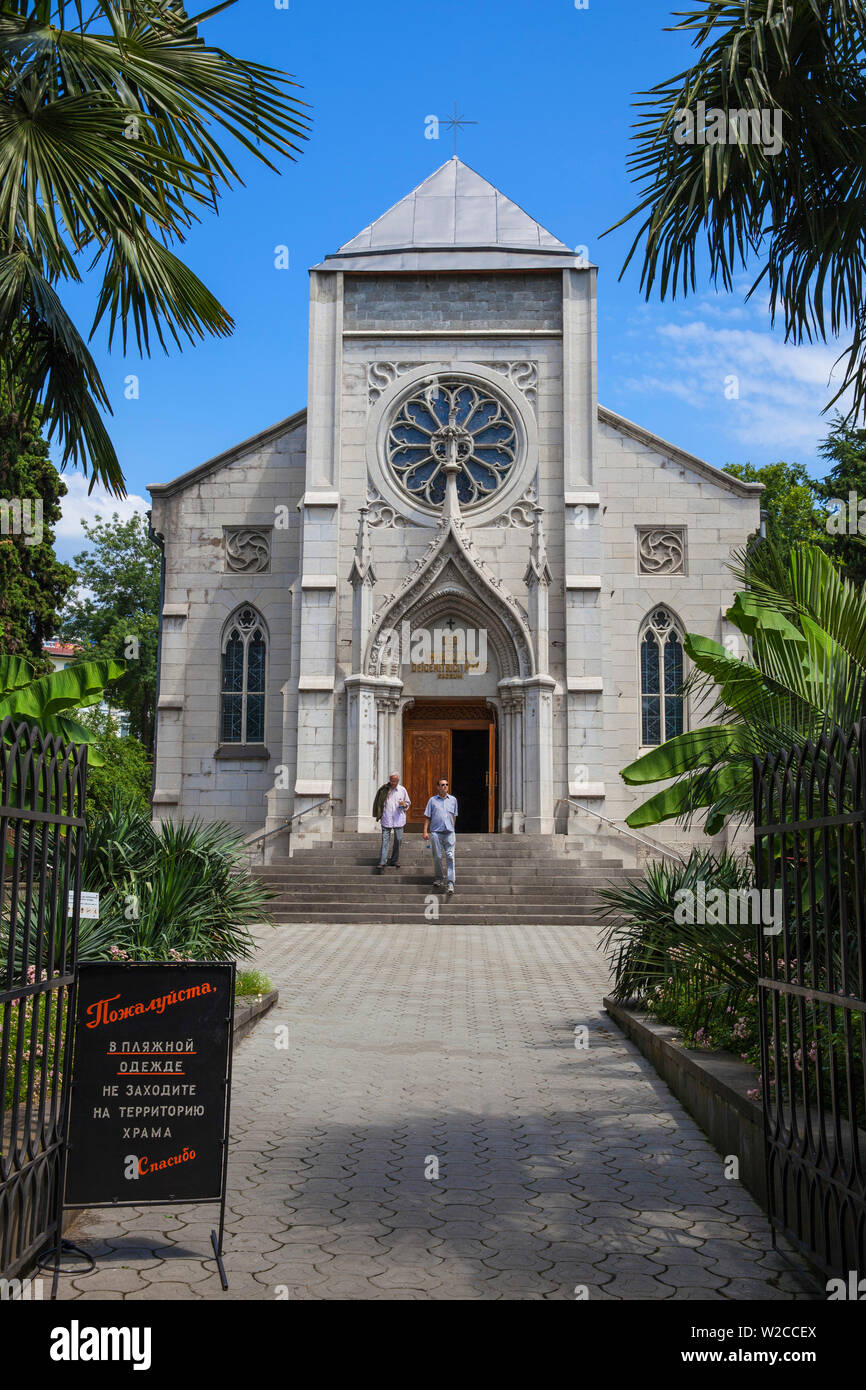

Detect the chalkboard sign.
xmin=65 ymin=962 xmax=235 ymax=1208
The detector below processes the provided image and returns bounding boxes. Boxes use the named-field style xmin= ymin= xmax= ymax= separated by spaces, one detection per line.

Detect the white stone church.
xmin=148 ymin=159 xmax=762 ymax=856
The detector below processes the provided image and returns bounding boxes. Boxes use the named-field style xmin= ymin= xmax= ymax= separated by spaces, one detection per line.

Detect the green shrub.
xmin=597 ymin=848 xmax=762 ymax=1053
xmin=236 ymin=969 xmax=272 ymax=997
xmin=599 ymin=850 xmax=864 ymax=1124
xmin=75 ymin=800 xmax=275 ymax=962
xmin=2 ymin=984 xmax=66 ymax=1110
xmin=647 ymin=971 xmax=760 ymax=1061
xmin=77 ymin=706 xmax=152 ymax=814
xmin=598 ymin=849 xmax=757 ymax=1005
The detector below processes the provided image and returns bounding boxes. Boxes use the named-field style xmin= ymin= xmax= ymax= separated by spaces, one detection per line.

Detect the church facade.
xmin=148 ymin=159 xmax=762 ymax=856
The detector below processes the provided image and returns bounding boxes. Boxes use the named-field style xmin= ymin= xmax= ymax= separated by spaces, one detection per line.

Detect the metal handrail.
xmin=555 ymin=796 xmax=688 ymax=865
xmin=244 ymin=797 xmax=342 ymax=861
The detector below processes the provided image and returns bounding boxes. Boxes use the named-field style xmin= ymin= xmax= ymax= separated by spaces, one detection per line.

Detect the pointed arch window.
xmin=220 ymin=607 xmax=267 ymax=744
xmin=640 ymin=609 xmax=685 ymax=746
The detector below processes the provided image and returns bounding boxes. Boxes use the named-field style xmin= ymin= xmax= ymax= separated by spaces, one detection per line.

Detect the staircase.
xmin=253 ymin=832 xmax=638 ymax=927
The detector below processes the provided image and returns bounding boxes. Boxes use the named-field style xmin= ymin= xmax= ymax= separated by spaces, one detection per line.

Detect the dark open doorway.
xmin=451 ymin=728 xmax=489 ymax=833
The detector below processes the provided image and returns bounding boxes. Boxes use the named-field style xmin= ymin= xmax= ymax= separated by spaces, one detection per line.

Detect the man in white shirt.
xmin=373 ymin=772 xmax=411 ymax=873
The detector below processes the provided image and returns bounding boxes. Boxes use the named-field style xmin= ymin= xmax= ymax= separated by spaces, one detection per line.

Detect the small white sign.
xmin=69 ymin=892 xmax=100 ymax=920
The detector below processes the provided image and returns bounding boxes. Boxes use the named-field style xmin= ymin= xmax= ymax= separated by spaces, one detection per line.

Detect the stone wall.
xmin=343 ymin=273 xmax=563 ymax=331
xmin=150 ymin=417 xmax=306 ymax=832
xmin=587 ymin=415 xmax=761 ymax=850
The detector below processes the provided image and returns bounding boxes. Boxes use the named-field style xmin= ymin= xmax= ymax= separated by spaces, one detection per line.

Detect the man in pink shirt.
xmin=372 ymin=771 xmax=411 ymax=873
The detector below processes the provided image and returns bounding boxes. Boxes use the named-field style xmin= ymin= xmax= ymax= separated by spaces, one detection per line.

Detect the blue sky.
xmin=53 ymin=0 xmax=846 ymax=558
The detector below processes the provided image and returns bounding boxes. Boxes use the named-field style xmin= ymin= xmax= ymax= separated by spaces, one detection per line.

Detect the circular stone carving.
xmin=386 ymin=379 xmax=518 ymax=510
xmin=225 ymin=528 xmax=270 ymax=573
xmin=637 ymin=527 xmax=686 ymax=576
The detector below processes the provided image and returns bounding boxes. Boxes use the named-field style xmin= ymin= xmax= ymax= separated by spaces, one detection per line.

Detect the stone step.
xmin=263 ymin=878 xmax=622 ymax=888
xmin=319 ymin=848 xmax=617 ymax=861
xmin=263 ymin=871 xmax=626 ymax=884
xmin=261 ymin=895 xmax=625 ymax=906
xmin=269 ymin=911 xmax=603 ymax=924
xmin=265 ymin=850 xmax=622 ymax=861
xmin=264 ymin=900 xmax=617 ymax=911
xmin=329 ymin=832 xmax=576 ymax=841
xmin=262 ymin=868 xmax=624 ymax=881
xmin=273 ymin=837 xmax=621 ymax=856
xmin=254 ymin=856 xmax=633 ymax=867
xmin=256 ymin=873 xmax=630 ymax=887
xmin=253 ymin=831 xmax=636 ymax=927
xmin=283 ymin=837 xmax=619 ymax=851
xmin=265 ymin=894 xmax=618 ymax=906
xmin=291 ymin=831 xmax=607 ymax=839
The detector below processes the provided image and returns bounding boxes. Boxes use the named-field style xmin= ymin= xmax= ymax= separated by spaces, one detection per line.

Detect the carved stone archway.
xmin=364 ymin=551 xmax=533 ymax=684
xmin=344 ymin=444 xmax=554 ymax=834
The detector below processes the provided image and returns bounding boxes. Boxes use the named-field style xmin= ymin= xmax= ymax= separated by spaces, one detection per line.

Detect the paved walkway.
xmin=62 ymin=923 xmax=818 ymax=1301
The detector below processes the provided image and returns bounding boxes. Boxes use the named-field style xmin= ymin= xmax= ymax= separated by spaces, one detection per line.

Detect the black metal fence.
xmin=754 ymin=721 xmax=866 ymax=1280
xmin=0 ymin=718 xmax=87 ymax=1280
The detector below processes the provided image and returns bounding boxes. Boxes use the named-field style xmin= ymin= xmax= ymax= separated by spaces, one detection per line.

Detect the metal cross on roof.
xmin=442 ymin=101 xmax=478 ymax=157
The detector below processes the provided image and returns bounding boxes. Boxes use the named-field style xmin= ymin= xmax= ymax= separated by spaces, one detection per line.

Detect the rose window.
xmin=386 ymin=379 xmax=518 ymax=508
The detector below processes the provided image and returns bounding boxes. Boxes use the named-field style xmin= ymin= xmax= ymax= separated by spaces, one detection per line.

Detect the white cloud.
xmin=55 ymin=472 xmax=149 ymax=544
xmin=613 ymin=304 xmax=853 ymax=460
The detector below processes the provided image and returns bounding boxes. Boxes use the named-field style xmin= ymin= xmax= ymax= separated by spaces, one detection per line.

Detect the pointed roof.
xmin=313 ymin=158 xmax=587 ymax=273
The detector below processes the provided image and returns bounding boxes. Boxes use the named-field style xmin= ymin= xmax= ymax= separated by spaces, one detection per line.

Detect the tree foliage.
xmin=723 ymin=459 xmax=825 ymax=563
xmin=76 ymin=704 xmax=152 ymax=813
xmin=0 ymin=651 xmax=125 ymax=758
xmin=811 ymin=417 xmax=866 ymax=586
xmin=0 ymin=379 xmax=74 ymax=664
xmin=59 ymin=510 xmax=160 ymax=750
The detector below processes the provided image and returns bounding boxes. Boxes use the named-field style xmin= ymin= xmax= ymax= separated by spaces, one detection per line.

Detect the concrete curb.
xmin=233 ymin=989 xmax=279 ymax=1045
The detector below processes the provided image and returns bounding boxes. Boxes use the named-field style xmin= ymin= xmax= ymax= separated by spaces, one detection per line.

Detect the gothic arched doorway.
xmin=403 ymin=699 xmax=496 ymax=832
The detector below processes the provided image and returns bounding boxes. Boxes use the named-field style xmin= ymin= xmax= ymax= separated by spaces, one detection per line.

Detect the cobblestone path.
xmin=62 ymin=923 xmax=818 ymax=1301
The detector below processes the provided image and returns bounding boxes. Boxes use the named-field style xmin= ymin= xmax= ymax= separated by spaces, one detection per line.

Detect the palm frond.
xmin=606 ymin=0 xmax=866 ymax=422
xmin=0 ymin=0 xmax=310 ymax=493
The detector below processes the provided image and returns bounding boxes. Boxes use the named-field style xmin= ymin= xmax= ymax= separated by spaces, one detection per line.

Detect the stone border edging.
xmin=233 ymin=989 xmax=279 ymax=1044
xmin=603 ymin=996 xmax=767 ymax=1208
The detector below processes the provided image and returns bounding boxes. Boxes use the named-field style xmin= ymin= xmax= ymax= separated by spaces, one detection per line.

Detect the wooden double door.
xmin=403 ymin=700 xmax=496 ymax=833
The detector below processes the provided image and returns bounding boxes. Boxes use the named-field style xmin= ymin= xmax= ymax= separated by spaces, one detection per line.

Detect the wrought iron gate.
xmin=754 ymin=722 xmax=866 ymax=1279
xmin=0 ymin=718 xmax=87 ymax=1279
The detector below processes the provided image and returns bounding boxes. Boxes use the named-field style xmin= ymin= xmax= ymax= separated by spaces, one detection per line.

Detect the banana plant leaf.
xmin=622 ymin=723 xmax=745 ymax=786
xmin=0 ymin=657 xmax=126 ymax=768
xmin=625 ymin=765 xmax=743 ymax=831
